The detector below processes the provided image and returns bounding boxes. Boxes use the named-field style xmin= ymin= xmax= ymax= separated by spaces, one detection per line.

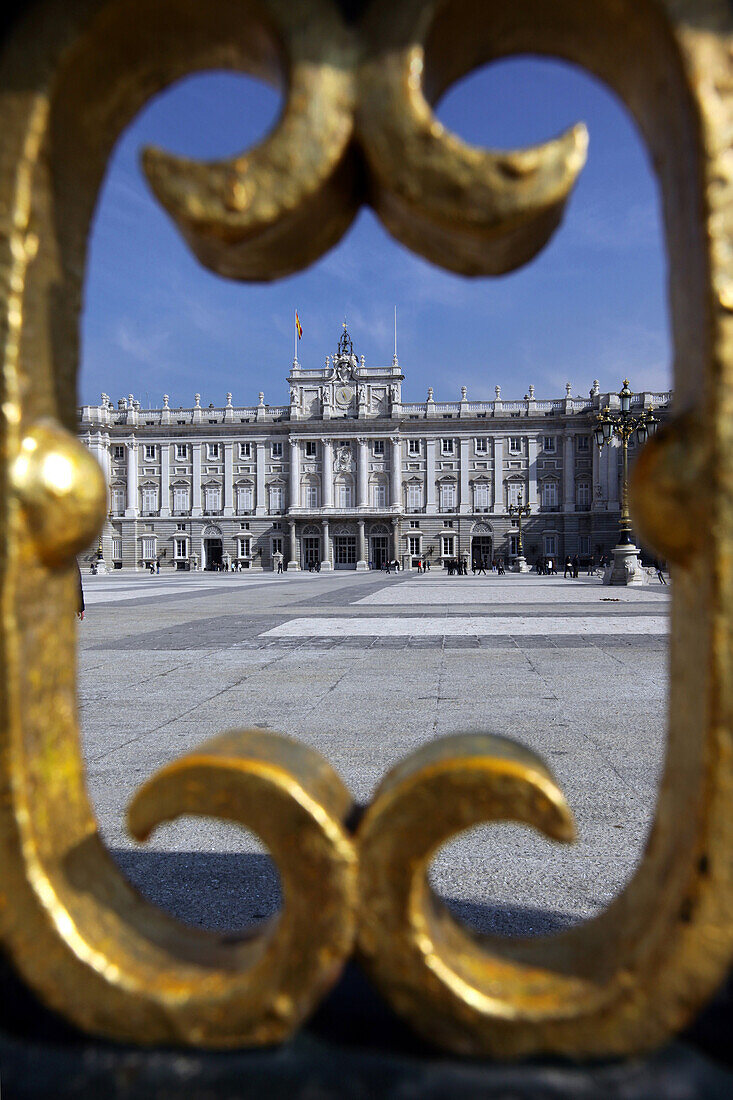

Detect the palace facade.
xmin=78 ymin=328 xmax=671 ymax=572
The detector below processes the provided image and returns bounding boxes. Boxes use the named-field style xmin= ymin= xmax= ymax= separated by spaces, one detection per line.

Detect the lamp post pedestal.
xmin=594 ymin=381 xmax=659 ymax=588
xmin=511 ymin=554 xmax=531 ymax=573
xmin=604 ymin=542 xmax=646 ymax=586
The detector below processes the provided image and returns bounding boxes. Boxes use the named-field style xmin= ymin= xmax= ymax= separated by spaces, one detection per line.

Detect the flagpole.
xmin=294 ymin=310 xmax=297 ymax=363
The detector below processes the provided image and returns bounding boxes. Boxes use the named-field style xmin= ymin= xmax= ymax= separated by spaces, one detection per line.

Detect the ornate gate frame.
xmin=0 ymin=0 xmax=731 ymax=1059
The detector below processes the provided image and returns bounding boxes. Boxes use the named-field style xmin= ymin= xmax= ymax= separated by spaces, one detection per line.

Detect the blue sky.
xmin=81 ymin=58 xmax=671 ymax=408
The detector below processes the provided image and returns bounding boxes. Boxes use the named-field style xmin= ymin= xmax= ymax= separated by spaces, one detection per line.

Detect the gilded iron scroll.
xmin=0 ymin=0 xmax=731 ymax=1057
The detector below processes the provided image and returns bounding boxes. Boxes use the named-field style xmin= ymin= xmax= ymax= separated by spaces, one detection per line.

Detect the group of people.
xmin=535 ymin=556 xmax=557 ymax=575
xmin=563 ymin=555 xmax=581 ymax=579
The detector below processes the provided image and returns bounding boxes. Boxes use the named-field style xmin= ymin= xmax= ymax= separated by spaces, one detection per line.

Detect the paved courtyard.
xmin=78 ymin=569 xmax=669 ymax=936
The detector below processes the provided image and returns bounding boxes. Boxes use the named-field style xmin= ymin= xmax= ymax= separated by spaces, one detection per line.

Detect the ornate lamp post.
xmin=508 ymin=490 xmax=531 ymax=573
xmin=594 ymin=379 xmax=658 ymax=585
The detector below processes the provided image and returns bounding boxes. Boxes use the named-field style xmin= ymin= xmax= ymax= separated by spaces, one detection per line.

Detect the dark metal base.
xmin=1 ymin=954 xmax=731 ymax=1100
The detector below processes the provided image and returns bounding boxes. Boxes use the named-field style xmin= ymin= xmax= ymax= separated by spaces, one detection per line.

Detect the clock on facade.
xmin=335 ymin=386 xmax=353 ymax=407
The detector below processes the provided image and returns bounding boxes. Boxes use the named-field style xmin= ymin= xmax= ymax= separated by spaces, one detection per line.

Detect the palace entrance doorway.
xmin=471 ymin=535 xmax=492 ymax=570
xmin=302 ymin=536 xmax=321 ymax=570
xmin=370 ymin=535 xmax=389 ymax=569
xmin=333 ymin=535 xmax=357 ymax=569
xmin=204 ymin=538 xmax=223 ymax=570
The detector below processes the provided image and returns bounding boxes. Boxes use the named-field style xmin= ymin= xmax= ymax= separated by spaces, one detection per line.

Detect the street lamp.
xmin=508 ymin=490 xmax=531 ymax=573
xmin=594 ymin=380 xmax=659 ymax=585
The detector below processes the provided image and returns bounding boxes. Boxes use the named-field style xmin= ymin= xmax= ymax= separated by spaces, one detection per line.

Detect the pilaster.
xmin=223 ymin=442 xmax=234 ymax=516
xmin=160 ymin=442 xmax=171 ymax=517
xmin=527 ymin=437 xmax=539 ymax=509
xmin=492 ymin=436 xmax=504 ymax=514
xmin=563 ymin=434 xmax=575 ymax=512
xmin=459 ymin=438 xmax=470 ymax=513
xmin=255 ymin=441 xmax=266 ymax=515
xmin=192 ymin=443 xmax=202 ymax=516
xmin=425 ymin=438 xmax=436 ymax=513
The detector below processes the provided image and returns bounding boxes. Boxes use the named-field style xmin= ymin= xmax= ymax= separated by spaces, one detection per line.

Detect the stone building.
xmin=78 ymin=327 xmax=670 ymax=572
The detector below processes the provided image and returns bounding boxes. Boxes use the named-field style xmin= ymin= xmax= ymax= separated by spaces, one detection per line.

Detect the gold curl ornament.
xmin=0 ymin=0 xmax=731 ymax=1059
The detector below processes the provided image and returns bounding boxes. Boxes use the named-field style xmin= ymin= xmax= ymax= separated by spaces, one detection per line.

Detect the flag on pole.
xmin=295 ymin=311 xmax=303 ymax=340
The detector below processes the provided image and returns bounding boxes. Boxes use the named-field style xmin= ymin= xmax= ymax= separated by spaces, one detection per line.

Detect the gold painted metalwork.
xmin=127 ymin=729 xmax=358 ymax=1045
xmin=11 ymin=421 xmax=107 ymax=566
xmin=0 ymin=0 xmax=732 ymax=1059
xmin=594 ymin=382 xmax=659 ymax=548
xmin=357 ymin=735 xmax=579 ymax=1056
xmin=508 ymin=490 xmax=530 ymax=559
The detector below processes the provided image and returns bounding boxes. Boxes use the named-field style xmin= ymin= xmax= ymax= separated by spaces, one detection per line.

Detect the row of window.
xmin=125 ymin=530 xmax=593 ymax=564
xmin=111 ymin=436 xmax=593 ymax=464
xmin=116 ymin=480 xmax=593 ymax=516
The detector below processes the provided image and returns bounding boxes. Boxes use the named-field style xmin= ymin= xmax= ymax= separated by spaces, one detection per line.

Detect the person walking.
xmin=587 ymin=554 xmax=595 ymax=576
xmin=572 ymin=554 xmax=580 ymax=579
xmin=477 ymin=558 xmax=487 ymax=576
xmin=564 ymin=555 xmax=573 ymax=578
xmin=656 ymin=560 xmax=668 ymax=584
xmin=76 ymin=561 xmax=85 ymax=622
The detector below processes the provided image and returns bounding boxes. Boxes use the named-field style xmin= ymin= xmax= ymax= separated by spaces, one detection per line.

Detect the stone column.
xmin=425 ymin=438 xmax=436 ymax=513
xmin=255 ymin=441 xmax=266 ymax=514
xmin=192 ymin=443 xmax=202 ymax=516
xmin=391 ymin=437 xmax=402 ymax=509
xmin=527 ymin=437 xmax=539 ymax=509
xmin=125 ymin=438 xmax=138 ymax=517
xmin=223 ymin=442 xmax=234 ymax=516
xmin=392 ymin=517 xmax=400 ymax=564
xmin=492 ymin=436 xmax=504 ymax=513
xmin=289 ymin=438 xmax=300 ymax=511
xmin=459 ymin=437 xmax=470 ymax=512
xmin=288 ymin=518 xmax=300 ymax=570
xmin=357 ymin=437 xmax=369 ymax=508
xmin=357 ymin=517 xmax=368 ymax=571
xmin=563 ymin=434 xmax=575 ymax=511
xmin=160 ymin=442 xmax=171 ymax=516
xmin=321 ymin=518 xmax=332 ymax=570
xmin=322 ymin=438 xmax=334 ymax=509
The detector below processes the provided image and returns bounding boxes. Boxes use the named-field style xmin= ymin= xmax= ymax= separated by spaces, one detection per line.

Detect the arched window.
xmin=301 ymin=476 xmax=320 ymax=509
xmin=334 ymin=475 xmax=353 ymax=508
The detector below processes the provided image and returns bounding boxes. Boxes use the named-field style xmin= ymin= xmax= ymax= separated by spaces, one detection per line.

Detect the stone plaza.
xmin=79 ymin=568 xmax=669 ymax=937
